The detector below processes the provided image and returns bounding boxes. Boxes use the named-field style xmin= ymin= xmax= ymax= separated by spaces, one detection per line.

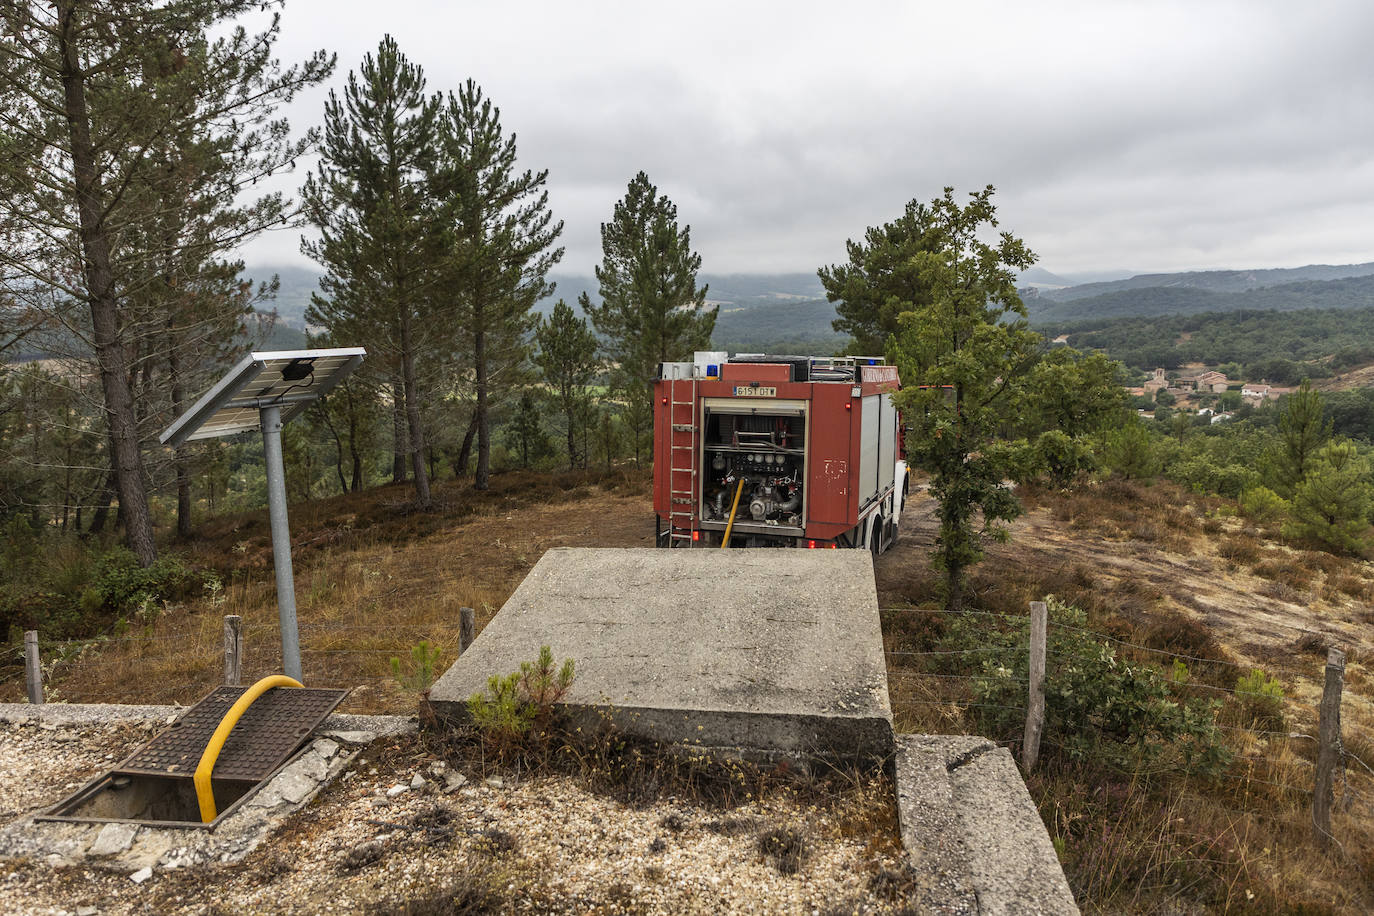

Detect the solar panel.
xmin=160 ymin=348 xmax=366 ymax=447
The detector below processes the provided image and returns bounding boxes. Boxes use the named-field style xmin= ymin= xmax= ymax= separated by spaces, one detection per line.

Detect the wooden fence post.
xmin=223 ymin=615 xmax=243 ymax=686
xmin=1314 ymin=646 xmax=1345 ymax=847
xmin=459 ymin=607 xmax=476 ymax=655
xmin=1022 ymin=601 xmax=1048 ymax=771
xmin=24 ymin=630 xmax=43 ymax=705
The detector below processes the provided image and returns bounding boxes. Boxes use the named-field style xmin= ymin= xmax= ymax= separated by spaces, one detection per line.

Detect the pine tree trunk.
xmin=945 ymin=563 xmax=965 ymax=614
xmin=399 ymin=312 xmax=432 ymax=508
xmin=391 ymin=380 xmax=407 ymax=483
xmin=454 ymin=410 xmax=478 ymax=478
xmin=566 ymin=407 xmax=577 ymax=471
xmin=89 ymin=467 xmax=116 ymax=534
xmin=169 ymin=341 xmax=192 ymax=539
xmin=346 ymin=386 xmax=363 ymax=492
xmin=474 ymin=314 xmax=490 ymax=491
xmin=57 ymin=3 xmax=156 ymax=566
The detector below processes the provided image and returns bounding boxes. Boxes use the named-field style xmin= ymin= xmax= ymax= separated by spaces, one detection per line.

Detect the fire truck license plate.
xmin=733 ymin=386 xmax=776 ymax=397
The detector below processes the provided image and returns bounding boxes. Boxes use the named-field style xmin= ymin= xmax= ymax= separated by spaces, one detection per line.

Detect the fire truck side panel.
xmin=879 ymin=394 xmax=898 ymax=495
xmin=859 ymin=395 xmax=880 ymax=507
xmin=804 ymin=382 xmax=855 ymax=539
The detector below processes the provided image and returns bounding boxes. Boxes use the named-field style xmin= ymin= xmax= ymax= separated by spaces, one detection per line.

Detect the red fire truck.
xmin=653 ymin=352 xmax=906 ymax=550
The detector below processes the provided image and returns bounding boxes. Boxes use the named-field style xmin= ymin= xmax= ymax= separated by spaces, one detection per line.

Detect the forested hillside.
xmin=1031 ymin=261 xmax=1374 ymax=303
xmin=1029 ymin=272 xmax=1374 ymax=323
xmin=1049 ymin=306 xmax=1374 ymax=384
xmin=711 ymin=298 xmax=846 ymax=354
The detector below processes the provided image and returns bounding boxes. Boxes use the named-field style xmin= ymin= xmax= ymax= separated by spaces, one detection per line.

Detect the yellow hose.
xmin=720 ymin=479 xmax=746 ymax=549
xmin=194 ymin=675 xmax=303 ymax=823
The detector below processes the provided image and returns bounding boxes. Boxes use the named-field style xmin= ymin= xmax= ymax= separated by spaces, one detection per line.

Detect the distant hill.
xmin=1028 ymin=262 xmax=1374 ymax=306
xmin=711 ymin=298 xmax=845 ymax=354
xmin=244 ymin=265 xmax=838 ymax=349
xmin=1046 ymin=305 xmax=1374 ymax=384
xmin=244 ymin=265 xmax=320 ymax=326
xmin=1028 ymin=271 xmax=1374 ymax=323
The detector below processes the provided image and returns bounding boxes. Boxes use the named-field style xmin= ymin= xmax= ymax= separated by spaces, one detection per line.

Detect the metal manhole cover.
xmin=119 ymin=685 xmax=346 ymax=781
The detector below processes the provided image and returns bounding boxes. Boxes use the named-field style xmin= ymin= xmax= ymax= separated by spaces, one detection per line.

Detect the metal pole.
xmin=260 ymin=404 xmax=302 ymax=681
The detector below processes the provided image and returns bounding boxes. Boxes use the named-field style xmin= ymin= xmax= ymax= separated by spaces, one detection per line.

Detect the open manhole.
xmin=38 ymin=683 xmax=346 ymax=829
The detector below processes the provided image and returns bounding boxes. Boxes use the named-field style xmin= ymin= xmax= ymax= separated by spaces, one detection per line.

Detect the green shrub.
xmin=90 ymin=548 xmax=196 ymax=614
xmin=1034 ymin=430 xmax=1097 ymax=488
xmin=1282 ymin=441 xmax=1373 ymax=556
xmin=1100 ymin=421 xmax=1162 ymax=480
xmin=945 ymin=598 xmax=1229 ymax=776
xmin=1234 ymin=669 xmax=1285 ymax=730
xmin=1238 ymin=486 xmax=1289 ymax=526
xmin=468 ymin=646 xmax=575 ymax=753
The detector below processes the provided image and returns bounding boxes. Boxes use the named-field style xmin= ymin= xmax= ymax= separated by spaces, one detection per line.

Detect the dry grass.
xmin=1 ymin=468 xmax=653 ymax=712
xmin=8 ymin=468 xmax=1374 ymax=912
xmin=881 ymin=477 xmax=1374 ymax=913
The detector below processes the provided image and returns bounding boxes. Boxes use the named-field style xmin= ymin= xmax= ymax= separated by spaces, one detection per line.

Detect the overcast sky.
xmin=237 ymin=0 xmax=1374 ymax=281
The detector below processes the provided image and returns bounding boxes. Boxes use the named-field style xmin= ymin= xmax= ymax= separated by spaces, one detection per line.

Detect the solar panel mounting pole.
xmin=158 ymin=348 xmax=366 ymax=687
xmin=260 ymin=404 xmax=301 ymax=681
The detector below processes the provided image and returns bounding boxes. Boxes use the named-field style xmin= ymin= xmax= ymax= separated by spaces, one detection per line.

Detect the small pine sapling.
xmin=468 ymin=646 xmax=575 ymax=752
xmin=391 ymin=640 xmax=442 ymax=693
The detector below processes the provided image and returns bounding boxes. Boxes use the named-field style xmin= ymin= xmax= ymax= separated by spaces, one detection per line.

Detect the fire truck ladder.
xmin=666 ymin=377 xmax=699 ymax=546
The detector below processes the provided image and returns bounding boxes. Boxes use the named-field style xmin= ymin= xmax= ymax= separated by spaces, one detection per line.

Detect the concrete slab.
xmin=895 ymin=735 xmax=1079 ymax=915
xmin=429 ymin=548 xmax=893 ymax=761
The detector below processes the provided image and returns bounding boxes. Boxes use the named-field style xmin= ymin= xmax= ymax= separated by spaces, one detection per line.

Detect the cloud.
xmin=238 ymin=0 xmax=1374 ymax=277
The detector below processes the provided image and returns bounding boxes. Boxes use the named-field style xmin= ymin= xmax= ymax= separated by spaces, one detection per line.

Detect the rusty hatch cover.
xmin=118 ymin=685 xmax=347 ymax=781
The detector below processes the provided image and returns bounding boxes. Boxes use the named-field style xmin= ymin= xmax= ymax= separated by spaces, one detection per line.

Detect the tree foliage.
xmin=0 ymin=0 xmax=331 ymax=560
xmin=1265 ymin=380 xmax=1329 ymax=499
xmin=535 ymin=300 xmax=600 ymax=469
xmin=441 ymin=79 xmax=563 ymax=490
xmin=301 ymin=34 xmax=442 ymax=508
xmin=582 ymin=171 xmax=713 ymax=464
xmin=818 ymin=198 xmax=944 ymax=355
xmin=876 ymin=186 xmax=1039 ymax=611
xmin=1284 ymin=440 xmax=1372 ymax=556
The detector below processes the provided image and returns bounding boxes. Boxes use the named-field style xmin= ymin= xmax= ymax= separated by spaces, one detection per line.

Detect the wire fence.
xmin=877 ymin=602 xmax=1373 ymax=838
xmin=2 ymin=618 xmax=468 ymax=709
xmin=6 ymin=605 xmax=1370 ymax=802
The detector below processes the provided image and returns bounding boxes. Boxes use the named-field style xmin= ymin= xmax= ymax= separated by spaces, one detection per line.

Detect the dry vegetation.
xmin=0 ymin=468 xmax=656 ymax=710
xmin=4 ymin=469 xmax=1374 ymax=912
xmin=882 ymin=477 xmax=1374 ymax=913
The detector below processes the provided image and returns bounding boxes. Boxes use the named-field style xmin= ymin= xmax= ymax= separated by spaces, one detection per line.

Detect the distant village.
xmin=1126 ymin=367 xmax=1292 ymax=422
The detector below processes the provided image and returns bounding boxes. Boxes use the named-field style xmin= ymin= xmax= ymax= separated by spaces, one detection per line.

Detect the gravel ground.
xmin=0 ymin=719 xmax=914 ymax=915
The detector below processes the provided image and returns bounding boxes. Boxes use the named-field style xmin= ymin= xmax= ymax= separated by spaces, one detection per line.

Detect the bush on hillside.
xmin=1238 ymin=486 xmax=1289 ymax=526
xmin=1283 ymin=441 xmax=1373 ymax=556
xmin=944 ymin=598 xmax=1229 ymax=777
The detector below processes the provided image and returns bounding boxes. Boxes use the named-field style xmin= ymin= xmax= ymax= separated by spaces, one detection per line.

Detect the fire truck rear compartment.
xmin=701 ymin=407 xmax=806 ymax=532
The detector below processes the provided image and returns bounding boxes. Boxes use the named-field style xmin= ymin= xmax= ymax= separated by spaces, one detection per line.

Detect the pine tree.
xmin=1284 ymin=440 xmax=1372 ymax=556
xmin=440 ymin=79 xmax=563 ymax=491
xmin=581 ymin=172 xmax=714 ymax=465
xmin=504 ymin=391 xmax=550 ymax=469
xmin=1265 ymin=379 xmax=1329 ymax=499
xmin=534 ymin=300 xmax=600 ymax=469
xmin=0 ymin=0 xmax=331 ymax=561
xmin=302 ymin=35 xmax=442 ymax=509
xmin=818 ymin=198 xmax=942 ymax=355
